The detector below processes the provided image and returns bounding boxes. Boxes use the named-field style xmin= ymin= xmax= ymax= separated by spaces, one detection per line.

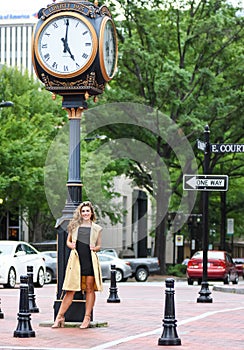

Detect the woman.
xmin=52 ymin=201 xmax=103 ymax=329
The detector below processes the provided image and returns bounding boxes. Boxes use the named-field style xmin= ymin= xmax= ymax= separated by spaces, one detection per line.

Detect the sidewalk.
xmin=0 ymin=278 xmax=244 ymax=349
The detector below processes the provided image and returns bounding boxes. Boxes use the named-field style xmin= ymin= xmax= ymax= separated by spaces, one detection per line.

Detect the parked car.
xmin=233 ymin=258 xmax=244 ymax=279
xmin=0 ymin=240 xmax=46 ymax=288
xmin=100 ymin=248 xmax=160 ymax=282
xmin=97 ymin=253 xmax=132 ymax=282
xmin=100 ymin=248 xmax=118 ymax=258
xmin=40 ymin=251 xmax=57 ymax=284
xmin=187 ymin=250 xmax=239 ymax=285
xmin=125 ymin=257 xmax=160 ymax=282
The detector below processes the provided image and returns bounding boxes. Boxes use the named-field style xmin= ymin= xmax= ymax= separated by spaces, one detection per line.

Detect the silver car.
xmin=40 ymin=251 xmax=57 ymax=284
xmin=97 ymin=253 xmax=132 ymax=282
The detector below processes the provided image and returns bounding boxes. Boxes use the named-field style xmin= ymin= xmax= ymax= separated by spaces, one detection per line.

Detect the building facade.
xmin=0 ymin=19 xmax=36 ymax=74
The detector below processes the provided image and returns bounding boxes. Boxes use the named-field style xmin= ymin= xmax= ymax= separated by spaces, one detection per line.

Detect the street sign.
xmin=183 ymin=175 xmax=228 ymax=191
xmin=175 ymin=235 xmax=184 ymax=246
xmin=196 ymin=139 xmax=206 ymax=152
xmin=211 ymin=144 xmax=244 ymax=153
xmin=227 ymin=218 xmax=234 ymax=235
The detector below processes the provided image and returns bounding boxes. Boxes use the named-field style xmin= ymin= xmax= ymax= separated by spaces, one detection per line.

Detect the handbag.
xmin=62 ymin=249 xmax=81 ymax=291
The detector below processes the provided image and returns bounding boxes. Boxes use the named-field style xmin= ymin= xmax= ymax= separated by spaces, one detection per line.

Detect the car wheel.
xmin=4 ymin=268 xmax=16 ymax=288
xmin=187 ymin=278 xmax=193 ymax=285
xmin=116 ymin=269 xmax=123 ymax=283
xmin=45 ymin=269 xmax=53 ymax=284
xmin=232 ymin=274 xmax=239 ymax=285
xmin=135 ymin=267 xmax=149 ymax=282
xmin=34 ymin=268 xmax=45 ymax=288
xmin=223 ymin=273 xmax=230 ymax=285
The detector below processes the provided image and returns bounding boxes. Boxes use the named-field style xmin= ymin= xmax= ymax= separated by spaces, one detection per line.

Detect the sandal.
xmin=80 ymin=314 xmax=91 ymax=329
xmin=52 ymin=315 xmax=65 ymax=328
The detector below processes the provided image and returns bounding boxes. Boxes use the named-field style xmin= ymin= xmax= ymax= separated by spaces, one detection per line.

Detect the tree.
xmin=0 ymin=65 xmax=67 ymax=241
xmin=94 ymin=0 xmax=244 ymax=272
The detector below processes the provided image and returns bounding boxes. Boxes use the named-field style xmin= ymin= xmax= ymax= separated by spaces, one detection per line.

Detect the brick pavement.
xmin=0 ymin=278 xmax=244 ymax=349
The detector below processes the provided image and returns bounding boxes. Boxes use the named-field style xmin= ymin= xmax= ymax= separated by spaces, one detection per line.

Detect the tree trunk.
xmin=155 ymin=217 xmax=166 ymax=274
xmin=154 ymin=172 xmax=169 ymax=274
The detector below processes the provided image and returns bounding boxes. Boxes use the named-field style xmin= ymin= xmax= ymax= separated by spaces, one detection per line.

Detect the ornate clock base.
xmin=62 ymin=94 xmax=88 ymax=109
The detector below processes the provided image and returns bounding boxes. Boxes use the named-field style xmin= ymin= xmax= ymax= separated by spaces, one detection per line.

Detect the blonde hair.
xmin=67 ymin=201 xmax=96 ymax=233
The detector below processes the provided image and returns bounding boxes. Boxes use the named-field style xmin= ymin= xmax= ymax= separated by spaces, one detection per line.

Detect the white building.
xmin=100 ymin=176 xmax=154 ymax=258
xmin=0 ymin=19 xmax=35 ymax=74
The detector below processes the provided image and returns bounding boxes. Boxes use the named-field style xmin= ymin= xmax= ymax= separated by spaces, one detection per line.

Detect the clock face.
xmin=99 ymin=18 xmax=118 ymax=81
xmin=35 ymin=12 xmax=98 ymax=78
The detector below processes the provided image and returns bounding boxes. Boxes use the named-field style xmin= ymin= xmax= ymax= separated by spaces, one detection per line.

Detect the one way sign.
xmin=183 ymin=175 xmax=228 ymax=191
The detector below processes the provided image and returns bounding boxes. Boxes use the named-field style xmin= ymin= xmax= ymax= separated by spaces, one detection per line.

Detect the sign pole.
xmin=197 ymin=125 xmax=213 ymax=303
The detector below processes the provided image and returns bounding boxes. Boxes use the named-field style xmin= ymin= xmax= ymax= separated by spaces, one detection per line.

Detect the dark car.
xmin=187 ymin=250 xmax=239 ymax=285
xmin=40 ymin=251 xmax=57 ymax=284
xmin=233 ymin=258 xmax=244 ymax=279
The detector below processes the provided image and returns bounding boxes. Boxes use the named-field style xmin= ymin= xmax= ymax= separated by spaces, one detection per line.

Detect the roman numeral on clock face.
xmin=44 ymin=53 xmax=50 ymax=61
xmin=52 ymin=62 xmax=58 ymax=69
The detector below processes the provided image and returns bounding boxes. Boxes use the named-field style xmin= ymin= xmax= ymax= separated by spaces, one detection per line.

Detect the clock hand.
xmin=61 ymin=37 xmax=75 ymax=61
xmin=61 ymin=37 xmax=67 ymax=52
xmin=61 ymin=19 xmax=69 ymax=53
xmin=105 ymin=41 xmax=109 ymax=57
xmin=66 ymin=45 xmax=75 ymax=61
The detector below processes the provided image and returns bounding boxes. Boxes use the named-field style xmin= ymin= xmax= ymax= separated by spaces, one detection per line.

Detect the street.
xmin=0 ymin=279 xmax=244 ymax=349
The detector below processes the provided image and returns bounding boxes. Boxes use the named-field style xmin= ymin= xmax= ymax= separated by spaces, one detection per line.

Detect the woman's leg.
xmin=57 ymin=290 xmax=75 ymax=316
xmin=52 ymin=290 xmax=75 ymax=328
xmin=80 ymin=276 xmax=95 ymax=328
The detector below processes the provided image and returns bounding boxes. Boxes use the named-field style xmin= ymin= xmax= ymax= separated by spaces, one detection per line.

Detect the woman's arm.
xmin=66 ymin=232 xmax=76 ymax=250
xmin=90 ymin=229 xmax=102 ymax=252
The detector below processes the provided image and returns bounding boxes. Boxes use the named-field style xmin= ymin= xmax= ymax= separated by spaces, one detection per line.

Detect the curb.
xmin=39 ymin=320 xmax=109 ymax=328
xmin=213 ymin=286 xmax=244 ymax=294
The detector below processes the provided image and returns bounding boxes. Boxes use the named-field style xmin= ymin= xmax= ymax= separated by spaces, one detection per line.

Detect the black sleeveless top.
xmin=76 ymin=226 xmax=94 ymax=276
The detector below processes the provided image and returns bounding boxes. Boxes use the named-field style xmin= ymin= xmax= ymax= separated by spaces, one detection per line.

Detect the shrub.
xmin=167 ymin=264 xmax=187 ymax=277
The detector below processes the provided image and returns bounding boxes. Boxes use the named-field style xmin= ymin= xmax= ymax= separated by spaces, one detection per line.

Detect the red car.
xmin=233 ymin=258 xmax=244 ymax=279
xmin=187 ymin=250 xmax=239 ymax=285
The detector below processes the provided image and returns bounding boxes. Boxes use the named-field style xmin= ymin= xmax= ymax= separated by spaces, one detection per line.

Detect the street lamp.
xmin=84 ymin=134 xmax=107 ymax=142
xmin=0 ymin=100 xmax=14 ymax=108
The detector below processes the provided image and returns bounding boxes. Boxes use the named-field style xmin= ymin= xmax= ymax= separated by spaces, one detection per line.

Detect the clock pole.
xmin=54 ymin=97 xmax=88 ymax=322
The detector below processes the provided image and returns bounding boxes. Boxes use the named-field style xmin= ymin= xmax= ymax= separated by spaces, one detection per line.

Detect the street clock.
xmin=32 ymin=1 xmax=118 ymax=103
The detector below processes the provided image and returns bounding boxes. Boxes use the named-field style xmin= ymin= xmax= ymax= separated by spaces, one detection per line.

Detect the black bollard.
xmin=158 ymin=278 xmax=181 ymax=346
xmin=107 ymin=264 xmax=120 ymax=303
xmin=27 ymin=266 xmax=39 ymax=313
xmin=13 ymin=275 xmax=35 ymax=338
xmin=0 ymin=298 xmax=4 ymax=319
